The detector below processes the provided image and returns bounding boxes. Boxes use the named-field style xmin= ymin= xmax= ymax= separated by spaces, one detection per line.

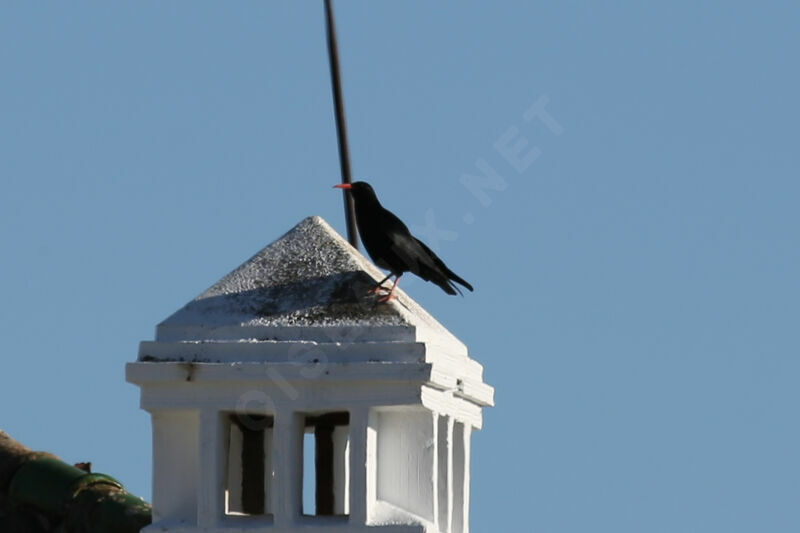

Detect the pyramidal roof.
xmin=155 ymin=216 xmax=466 ymax=351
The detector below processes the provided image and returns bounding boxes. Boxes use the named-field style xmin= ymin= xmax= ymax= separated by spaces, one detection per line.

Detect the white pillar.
xmin=332 ymin=424 xmax=350 ymax=515
xmin=376 ymin=409 xmax=436 ymax=522
xmin=461 ymin=424 xmax=473 ymax=533
xmin=273 ymin=409 xmax=303 ymax=527
xmin=197 ymin=409 xmax=226 ymax=527
xmin=365 ymin=409 xmax=378 ymax=524
xmin=445 ymin=416 xmax=455 ymax=533
xmin=451 ymin=421 xmax=467 ymax=533
xmin=347 ymin=407 xmax=370 ymax=524
xmin=151 ymin=410 xmax=199 ymax=526
xmin=436 ymin=415 xmax=449 ymax=531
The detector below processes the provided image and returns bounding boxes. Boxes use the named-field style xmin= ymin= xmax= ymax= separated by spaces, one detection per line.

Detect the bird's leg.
xmin=368 ymin=274 xmax=393 ymax=294
xmin=377 ymin=275 xmax=402 ymax=303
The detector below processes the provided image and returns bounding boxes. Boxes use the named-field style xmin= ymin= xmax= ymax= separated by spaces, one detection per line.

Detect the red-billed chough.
xmin=334 ymin=181 xmax=473 ymax=302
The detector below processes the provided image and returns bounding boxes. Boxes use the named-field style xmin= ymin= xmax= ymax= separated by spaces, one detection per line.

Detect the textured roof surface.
xmin=156 ymin=216 xmax=463 ymax=347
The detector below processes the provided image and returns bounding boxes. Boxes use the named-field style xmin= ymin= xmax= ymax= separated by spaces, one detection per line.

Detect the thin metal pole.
xmin=325 ymin=0 xmax=359 ymax=250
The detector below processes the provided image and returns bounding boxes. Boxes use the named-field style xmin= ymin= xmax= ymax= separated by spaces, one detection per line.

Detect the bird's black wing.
xmin=372 ymin=217 xmax=457 ymax=295
xmin=358 ymin=201 xmax=472 ymax=297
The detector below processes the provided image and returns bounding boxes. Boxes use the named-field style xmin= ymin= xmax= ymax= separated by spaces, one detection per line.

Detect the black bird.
xmin=334 ymin=181 xmax=473 ymax=302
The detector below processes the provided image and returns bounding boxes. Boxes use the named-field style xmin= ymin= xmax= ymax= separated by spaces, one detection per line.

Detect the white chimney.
xmin=127 ymin=216 xmax=493 ymax=532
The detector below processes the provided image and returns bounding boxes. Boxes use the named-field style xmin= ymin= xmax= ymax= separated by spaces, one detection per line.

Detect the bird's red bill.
xmin=333 ymin=183 xmax=353 ymax=189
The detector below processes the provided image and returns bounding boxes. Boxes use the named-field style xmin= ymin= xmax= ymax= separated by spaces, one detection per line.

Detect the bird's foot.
xmin=377 ymin=292 xmax=398 ymax=303
xmin=368 ymin=284 xmax=391 ymax=295
xmin=375 ymin=274 xmax=401 ymax=303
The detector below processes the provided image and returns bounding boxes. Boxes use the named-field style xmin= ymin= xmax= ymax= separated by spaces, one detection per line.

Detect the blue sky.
xmin=1 ymin=2 xmax=799 ymax=531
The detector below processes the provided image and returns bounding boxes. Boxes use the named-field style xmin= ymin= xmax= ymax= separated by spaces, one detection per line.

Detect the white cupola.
xmin=126 ymin=216 xmax=494 ymax=533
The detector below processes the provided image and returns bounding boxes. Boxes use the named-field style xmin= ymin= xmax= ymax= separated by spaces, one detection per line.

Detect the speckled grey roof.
xmin=156 ymin=216 xmax=463 ymax=346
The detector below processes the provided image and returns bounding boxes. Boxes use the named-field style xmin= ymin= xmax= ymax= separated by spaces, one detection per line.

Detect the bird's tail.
xmin=447 ymin=271 xmax=473 ymax=293
xmin=413 ymin=238 xmax=474 ymax=295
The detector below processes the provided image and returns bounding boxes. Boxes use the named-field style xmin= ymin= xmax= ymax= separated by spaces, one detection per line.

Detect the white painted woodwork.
xmin=127 ymin=217 xmax=493 ymax=532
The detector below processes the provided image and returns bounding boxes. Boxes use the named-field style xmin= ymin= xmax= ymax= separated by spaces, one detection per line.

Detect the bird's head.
xmin=333 ymin=181 xmax=379 ymax=203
